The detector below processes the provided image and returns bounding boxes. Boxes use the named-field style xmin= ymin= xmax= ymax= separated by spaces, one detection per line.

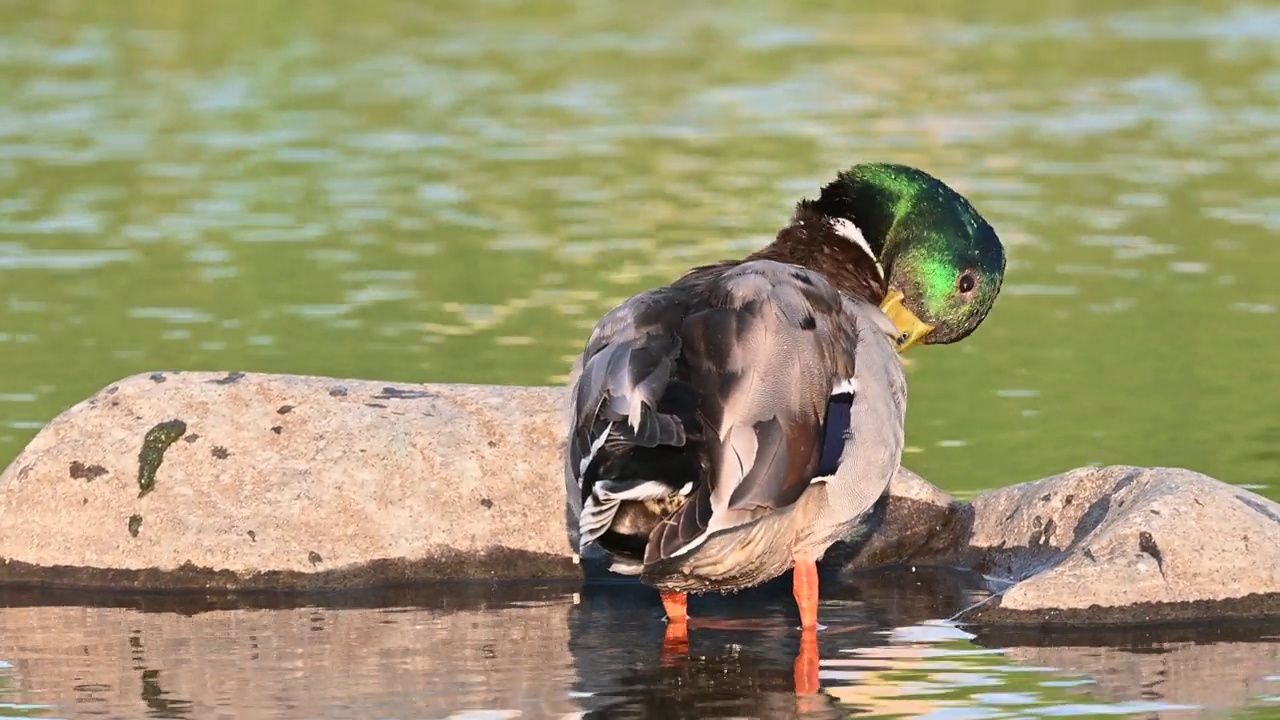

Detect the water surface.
xmin=0 ymin=0 xmax=1277 ymax=498
xmin=0 ymin=572 xmax=1275 ymax=719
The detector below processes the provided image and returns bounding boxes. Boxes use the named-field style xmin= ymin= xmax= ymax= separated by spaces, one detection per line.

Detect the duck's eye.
xmin=957 ymin=273 xmax=976 ymax=294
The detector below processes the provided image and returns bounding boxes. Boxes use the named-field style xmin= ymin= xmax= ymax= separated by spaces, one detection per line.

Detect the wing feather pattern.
xmin=644 ymin=261 xmax=858 ymax=563
xmin=566 ymin=259 xmax=866 ymax=569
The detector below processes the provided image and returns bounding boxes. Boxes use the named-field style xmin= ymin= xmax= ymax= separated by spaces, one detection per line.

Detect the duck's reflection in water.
xmin=567 ymin=564 xmax=993 ymax=718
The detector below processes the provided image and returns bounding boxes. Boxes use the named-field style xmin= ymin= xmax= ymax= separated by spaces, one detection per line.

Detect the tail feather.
xmin=609 ymin=412 xmax=686 ymax=448
xmin=645 ymin=481 xmax=714 ymax=563
xmin=568 ymin=294 xmax=704 ymax=562
xmin=579 ymin=479 xmax=678 ymax=551
xmin=597 ymin=343 xmax=684 ymax=438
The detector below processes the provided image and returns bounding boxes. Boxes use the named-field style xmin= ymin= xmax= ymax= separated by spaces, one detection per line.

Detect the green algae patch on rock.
xmin=137 ymin=420 xmax=187 ymax=498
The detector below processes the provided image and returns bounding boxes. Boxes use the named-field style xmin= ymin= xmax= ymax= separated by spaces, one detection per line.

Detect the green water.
xmin=3 ymin=1 xmax=1278 ymax=502
xmin=2 ymin=1 xmax=1279 ymax=501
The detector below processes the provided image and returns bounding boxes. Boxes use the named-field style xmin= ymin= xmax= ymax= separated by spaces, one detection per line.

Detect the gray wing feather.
xmin=563 ymin=289 xmax=690 ymax=555
xmin=571 ymin=289 xmax=689 ymax=448
xmin=648 ymin=260 xmax=862 ymax=561
xmin=810 ymin=298 xmax=908 ymax=534
xmin=565 ymin=259 xmax=907 ymax=566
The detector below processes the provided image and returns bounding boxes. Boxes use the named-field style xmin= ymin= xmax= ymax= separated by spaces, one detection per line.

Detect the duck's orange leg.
xmin=792 ymin=559 xmax=820 ymax=630
xmin=660 ymin=590 xmax=688 ymax=623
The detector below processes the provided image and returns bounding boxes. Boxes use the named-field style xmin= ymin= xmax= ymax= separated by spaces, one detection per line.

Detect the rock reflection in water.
xmin=972 ymin=622 xmax=1280 ymax=718
xmin=0 ymin=571 xmax=1272 ymax=718
xmin=0 ymin=583 xmax=585 ymax=719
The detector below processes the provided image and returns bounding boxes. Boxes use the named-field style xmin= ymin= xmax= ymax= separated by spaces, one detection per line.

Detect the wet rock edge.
xmin=0 ymin=548 xmax=581 ymax=591
xmin=959 ymin=591 xmax=1280 ymax=627
xmin=970 ymin=614 xmax=1280 ymax=647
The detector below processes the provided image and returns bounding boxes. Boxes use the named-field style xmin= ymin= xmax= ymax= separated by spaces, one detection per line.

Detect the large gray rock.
xmin=0 ymin=371 xmax=577 ymax=588
xmin=0 ymin=371 xmax=1276 ymax=626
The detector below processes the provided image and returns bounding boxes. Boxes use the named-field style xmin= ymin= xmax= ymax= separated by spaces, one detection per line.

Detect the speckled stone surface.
xmin=0 ymin=371 xmax=576 ymax=588
xmin=957 ymin=465 xmax=1280 ymax=625
xmin=0 ymin=372 xmax=1276 ymax=626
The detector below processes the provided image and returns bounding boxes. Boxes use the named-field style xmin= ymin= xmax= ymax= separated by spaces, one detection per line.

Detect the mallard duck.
xmin=563 ymin=163 xmax=1006 ymax=633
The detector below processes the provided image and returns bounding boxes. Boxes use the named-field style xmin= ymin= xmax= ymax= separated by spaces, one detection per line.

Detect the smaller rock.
xmin=837 ymin=467 xmax=972 ymax=570
xmin=957 ymin=465 xmax=1280 ymax=625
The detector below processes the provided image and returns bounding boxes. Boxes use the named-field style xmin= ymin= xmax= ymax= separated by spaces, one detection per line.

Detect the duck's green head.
xmin=814 ymin=163 xmax=1006 ymax=352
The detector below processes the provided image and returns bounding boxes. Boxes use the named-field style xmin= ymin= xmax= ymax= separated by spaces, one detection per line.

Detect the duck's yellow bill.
xmin=880 ymin=289 xmax=934 ymax=353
